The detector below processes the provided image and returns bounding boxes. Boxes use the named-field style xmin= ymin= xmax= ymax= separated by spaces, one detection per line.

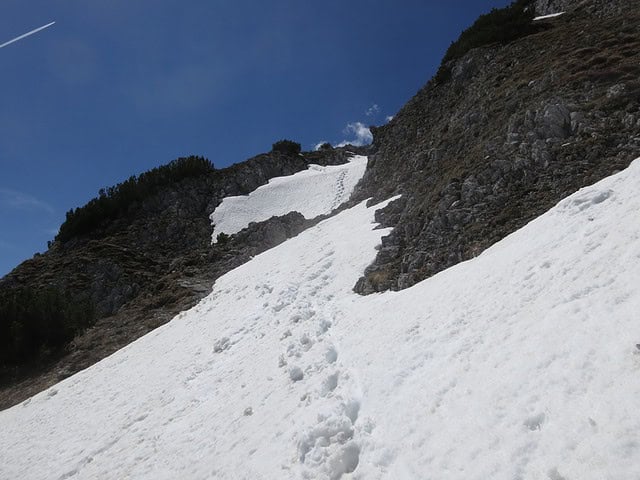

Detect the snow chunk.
xmin=289 ymin=366 xmax=304 ymax=382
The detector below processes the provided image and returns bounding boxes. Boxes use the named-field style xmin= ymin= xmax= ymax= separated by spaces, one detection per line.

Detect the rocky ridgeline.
xmin=0 ymin=147 xmax=354 ymax=409
xmin=535 ymin=0 xmax=626 ymax=17
xmin=352 ymin=0 xmax=640 ymax=292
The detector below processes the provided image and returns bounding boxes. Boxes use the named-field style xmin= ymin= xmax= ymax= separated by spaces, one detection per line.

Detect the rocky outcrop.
xmin=534 ymin=0 xmax=627 ymax=17
xmin=534 ymin=0 xmax=574 ymax=15
xmin=353 ymin=0 xmax=640 ymax=293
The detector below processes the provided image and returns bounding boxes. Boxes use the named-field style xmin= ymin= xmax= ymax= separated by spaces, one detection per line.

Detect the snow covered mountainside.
xmin=2 ymin=156 xmax=640 ymax=479
xmin=211 ymin=155 xmax=367 ymax=240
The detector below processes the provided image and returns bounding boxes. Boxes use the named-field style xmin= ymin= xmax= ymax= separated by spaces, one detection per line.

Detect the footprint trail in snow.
xmin=0 ymin=198 xmax=395 ymax=480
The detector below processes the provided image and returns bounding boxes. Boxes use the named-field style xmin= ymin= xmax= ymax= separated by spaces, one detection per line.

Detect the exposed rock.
xmin=352 ymin=0 xmax=640 ymax=293
xmin=534 ymin=0 xmax=574 ymax=15
xmin=534 ymin=0 xmax=626 ymax=17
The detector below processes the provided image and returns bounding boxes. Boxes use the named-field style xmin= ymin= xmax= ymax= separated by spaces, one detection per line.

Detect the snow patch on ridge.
xmin=533 ymin=12 xmax=565 ymax=21
xmin=210 ymin=155 xmax=368 ymax=241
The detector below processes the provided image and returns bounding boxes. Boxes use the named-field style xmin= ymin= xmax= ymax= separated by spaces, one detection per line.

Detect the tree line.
xmin=436 ymin=0 xmax=538 ymax=83
xmin=56 ymin=156 xmax=214 ymax=243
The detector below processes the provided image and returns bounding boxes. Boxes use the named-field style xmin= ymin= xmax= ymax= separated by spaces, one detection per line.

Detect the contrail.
xmin=0 ymin=21 xmax=55 ymax=50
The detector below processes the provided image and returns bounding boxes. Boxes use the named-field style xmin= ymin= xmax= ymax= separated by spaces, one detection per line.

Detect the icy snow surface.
xmin=210 ymin=154 xmax=367 ymax=240
xmin=2 ymin=158 xmax=640 ymax=479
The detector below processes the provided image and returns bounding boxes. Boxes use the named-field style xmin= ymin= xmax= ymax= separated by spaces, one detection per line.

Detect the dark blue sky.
xmin=0 ymin=0 xmax=511 ymax=276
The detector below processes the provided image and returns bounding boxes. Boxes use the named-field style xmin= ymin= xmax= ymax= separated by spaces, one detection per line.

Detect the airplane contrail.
xmin=0 ymin=21 xmax=55 ymax=50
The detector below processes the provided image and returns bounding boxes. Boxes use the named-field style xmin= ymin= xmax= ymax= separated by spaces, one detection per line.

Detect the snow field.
xmin=2 ymin=156 xmax=640 ymax=479
xmin=332 ymin=160 xmax=640 ymax=479
xmin=210 ymin=155 xmax=368 ymax=241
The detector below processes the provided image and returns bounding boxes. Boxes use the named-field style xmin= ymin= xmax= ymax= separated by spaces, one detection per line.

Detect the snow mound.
xmin=210 ymin=155 xmax=367 ymax=241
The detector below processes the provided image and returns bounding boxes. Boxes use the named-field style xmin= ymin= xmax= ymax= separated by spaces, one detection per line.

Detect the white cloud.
xmin=365 ymin=104 xmax=380 ymax=117
xmin=336 ymin=122 xmax=373 ymax=147
xmin=385 ymin=115 xmax=394 ymax=123
xmin=0 ymin=188 xmax=54 ymax=214
xmin=313 ymin=141 xmax=329 ymax=151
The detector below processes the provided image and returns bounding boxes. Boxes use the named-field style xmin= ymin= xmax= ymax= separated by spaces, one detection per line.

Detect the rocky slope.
xmin=353 ymin=0 xmax=640 ymax=292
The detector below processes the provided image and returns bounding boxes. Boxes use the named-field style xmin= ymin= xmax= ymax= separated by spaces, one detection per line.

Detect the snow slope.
xmin=0 ymin=197 xmax=395 ymax=480
xmin=2 ymin=158 xmax=640 ymax=479
xmin=210 ymin=155 xmax=367 ymax=240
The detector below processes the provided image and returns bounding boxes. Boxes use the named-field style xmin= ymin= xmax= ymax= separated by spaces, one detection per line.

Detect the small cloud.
xmin=365 ymin=104 xmax=380 ymax=117
xmin=0 ymin=188 xmax=54 ymax=214
xmin=385 ymin=115 xmax=394 ymax=123
xmin=313 ymin=141 xmax=329 ymax=151
xmin=336 ymin=122 xmax=373 ymax=147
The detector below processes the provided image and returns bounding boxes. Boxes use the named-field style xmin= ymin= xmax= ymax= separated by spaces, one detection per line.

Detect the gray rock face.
xmin=352 ymin=0 xmax=640 ymax=293
xmin=534 ymin=0 xmax=574 ymax=15
xmin=534 ymin=0 xmax=628 ymax=17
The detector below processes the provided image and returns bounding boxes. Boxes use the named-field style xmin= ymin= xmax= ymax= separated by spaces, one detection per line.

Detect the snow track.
xmin=269 ymin=237 xmax=369 ymax=478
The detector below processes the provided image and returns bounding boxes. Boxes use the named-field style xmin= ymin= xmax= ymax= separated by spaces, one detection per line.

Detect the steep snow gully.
xmin=2 ymin=156 xmax=640 ymax=479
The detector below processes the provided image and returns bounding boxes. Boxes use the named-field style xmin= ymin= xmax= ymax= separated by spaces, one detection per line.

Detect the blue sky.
xmin=0 ymin=0 xmax=512 ymax=276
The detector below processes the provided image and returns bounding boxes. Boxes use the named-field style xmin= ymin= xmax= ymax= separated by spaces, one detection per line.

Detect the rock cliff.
xmin=352 ymin=0 xmax=640 ymax=292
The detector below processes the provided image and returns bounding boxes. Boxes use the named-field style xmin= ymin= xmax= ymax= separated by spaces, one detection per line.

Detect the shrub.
xmin=216 ymin=232 xmax=230 ymax=245
xmin=435 ymin=0 xmax=537 ymax=83
xmin=56 ymin=156 xmax=214 ymax=243
xmin=271 ymin=139 xmax=302 ymax=155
